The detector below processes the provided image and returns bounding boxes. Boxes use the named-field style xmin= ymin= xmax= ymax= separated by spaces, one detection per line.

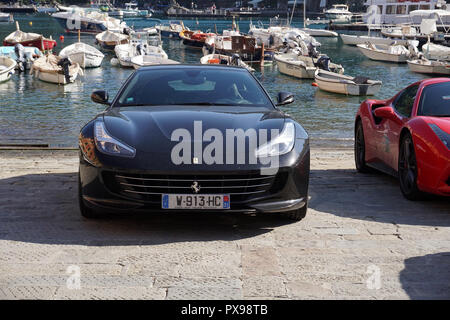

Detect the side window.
xmin=393 ymin=84 xmax=419 ymax=117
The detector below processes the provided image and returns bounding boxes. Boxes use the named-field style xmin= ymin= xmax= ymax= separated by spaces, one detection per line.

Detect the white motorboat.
xmin=121 ymin=2 xmax=149 ymax=18
xmin=324 ymin=4 xmax=353 ymax=22
xmin=301 ymin=28 xmax=338 ymax=37
xmin=314 ymin=69 xmax=382 ymax=96
xmin=357 ymin=42 xmax=413 ymax=63
xmin=340 ymin=33 xmax=408 ymax=46
xmin=200 ymin=54 xmax=254 ymax=72
xmin=30 ymin=54 xmax=83 ymax=85
xmin=422 ymin=41 xmax=450 ymax=61
xmin=52 ymin=10 xmax=128 ymax=34
xmin=275 ymin=52 xmax=344 ymax=79
xmin=0 ymin=12 xmax=13 ymax=22
xmin=0 ymin=56 xmax=16 ymax=82
xmin=115 ymin=34 xmax=168 ymax=68
xmin=407 ymin=59 xmax=450 ymax=75
xmin=59 ymin=42 xmax=105 ymax=68
xmin=95 ymin=31 xmax=129 ymax=51
xmin=131 ymin=55 xmax=179 ymax=69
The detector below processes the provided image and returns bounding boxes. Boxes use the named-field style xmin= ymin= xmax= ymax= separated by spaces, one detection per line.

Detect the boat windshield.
xmin=418 ymin=82 xmax=450 ymax=117
xmin=116 ymin=67 xmax=273 ymax=108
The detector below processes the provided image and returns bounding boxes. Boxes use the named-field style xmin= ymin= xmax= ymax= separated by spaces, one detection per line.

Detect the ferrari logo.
xmin=191 ymin=181 xmax=201 ymax=194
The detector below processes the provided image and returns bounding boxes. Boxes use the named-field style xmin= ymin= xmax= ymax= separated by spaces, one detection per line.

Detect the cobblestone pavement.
xmin=0 ymin=148 xmax=449 ymax=300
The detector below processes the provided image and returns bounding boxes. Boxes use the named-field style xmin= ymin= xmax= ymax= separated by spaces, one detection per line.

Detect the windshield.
xmin=418 ymin=82 xmax=450 ymax=117
xmin=116 ymin=68 xmax=274 ymax=107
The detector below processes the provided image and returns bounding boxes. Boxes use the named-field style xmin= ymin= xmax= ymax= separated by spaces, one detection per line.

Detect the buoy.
xmin=110 ymin=58 xmax=119 ymax=66
xmin=29 ymin=21 xmax=32 ymax=26
xmin=59 ymin=35 xmax=64 ymax=43
xmin=312 ymin=82 xmax=319 ymax=87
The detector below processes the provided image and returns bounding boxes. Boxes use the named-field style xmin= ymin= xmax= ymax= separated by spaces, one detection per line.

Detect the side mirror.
xmin=91 ymin=90 xmax=110 ymax=105
xmin=373 ymin=106 xmax=402 ymax=124
xmin=276 ymin=91 xmax=294 ymax=106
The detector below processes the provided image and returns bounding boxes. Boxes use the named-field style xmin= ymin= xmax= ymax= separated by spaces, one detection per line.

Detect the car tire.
xmin=355 ymin=121 xmax=371 ymax=173
xmin=398 ymin=133 xmax=424 ymax=200
xmin=78 ymin=173 xmax=104 ymax=219
xmin=285 ymin=200 xmax=308 ymax=221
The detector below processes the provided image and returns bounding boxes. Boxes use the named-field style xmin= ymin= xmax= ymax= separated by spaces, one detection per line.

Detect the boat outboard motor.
xmin=230 ymin=54 xmax=241 ymax=66
xmin=57 ymin=57 xmax=72 ymax=84
xmin=14 ymin=44 xmax=26 ymax=72
xmin=136 ymin=43 xmax=146 ymax=56
xmin=316 ymin=55 xmax=331 ymax=72
xmin=123 ymin=27 xmax=131 ymax=36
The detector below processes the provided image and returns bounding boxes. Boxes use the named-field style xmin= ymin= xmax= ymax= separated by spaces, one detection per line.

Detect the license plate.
xmin=162 ymin=194 xmax=230 ymax=209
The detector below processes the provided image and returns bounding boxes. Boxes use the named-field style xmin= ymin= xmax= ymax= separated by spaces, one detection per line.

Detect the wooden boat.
xmin=59 ymin=42 xmax=104 ymax=68
xmin=422 ymin=42 xmax=450 ymax=61
xmin=340 ymin=34 xmax=408 ymax=46
xmin=0 ymin=56 xmax=16 ymax=82
xmin=3 ymin=22 xmax=57 ymax=51
xmin=407 ymin=59 xmax=450 ymax=75
xmin=314 ymin=69 xmax=382 ymax=96
xmin=357 ymin=43 xmax=411 ymax=63
xmin=275 ymin=52 xmax=344 ymax=79
xmin=200 ymin=54 xmax=255 ymax=72
xmin=95 ymin=31 xmax=129 ymax=51
xmin=30 ymin=54 xmax=83 ymax=85
xmin=180 ymin=30 xmax=216 ymax=49
xmin=131 ymin=55 xmax=179 ymax=69
xmin=203 ymin=33 xmax=275 ymax=63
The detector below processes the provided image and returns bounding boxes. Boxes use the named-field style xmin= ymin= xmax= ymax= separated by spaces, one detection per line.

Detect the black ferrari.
xmin=78 ymin=65 xmax=310 ymax=220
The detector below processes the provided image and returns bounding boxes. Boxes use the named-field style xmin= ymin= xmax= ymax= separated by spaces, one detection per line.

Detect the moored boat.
xmin=115 ymin=35 xmax=168 ymax=68
xmin=275 ymin=52 xmax=344 ymax=79
xmin=59 ymin=42 xmax=105 ymax=68
xmin=200 ymin=53 xmax=255 ymax=72
xmin=52 ymin=10 xmax=128 ymax=34
xmin=422 ymin=41 xmax=450 ymax=61
xmin=95 ymin=31 xmax=129 ymax=51
xmin=357 ymin=43 xmax=412 ymax=63
xmin=30 ymin=54 xmax=83 ymax=85
xmin=340 ymin=33 xmax=408 ymax=46
xmin=407 ymin=59 xmax=450 ymax=75
xmin=3 ymin=22 xmax=57 ymax=51
xmin=131 ymin=55 xmax=179 ymax=69
xmin=0 ymin=56 xmax=17 ymax=82
xmin=314 ymin=69 xmax=382 ymax=96
xmin=156 ymin=21 xmax=187 ymax=39
xmin=180 ymin=30 xmax=216 ymax=49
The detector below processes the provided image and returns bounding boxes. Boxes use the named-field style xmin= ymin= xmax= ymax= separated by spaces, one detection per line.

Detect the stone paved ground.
xmin=0 ymin=148 xmax=449 ymax=300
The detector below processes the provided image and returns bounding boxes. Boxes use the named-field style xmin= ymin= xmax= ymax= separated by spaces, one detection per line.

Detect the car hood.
xmin=102 ymin=106 xmax=286 ymax=153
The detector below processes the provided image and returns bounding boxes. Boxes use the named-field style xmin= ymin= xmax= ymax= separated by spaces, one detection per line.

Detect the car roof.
xmin=136 ymin=64 xmax=249 ymax=73
xmin=418 ymin=77 xmax=450 ymax=88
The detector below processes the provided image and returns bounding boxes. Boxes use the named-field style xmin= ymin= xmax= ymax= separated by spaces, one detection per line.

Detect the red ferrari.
xmin=355 ymin=78 xmax=450 ymax=199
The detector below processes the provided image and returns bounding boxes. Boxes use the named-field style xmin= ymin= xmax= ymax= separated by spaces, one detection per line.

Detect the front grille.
xmin=103 ymin=171 xmax=283 ymax=204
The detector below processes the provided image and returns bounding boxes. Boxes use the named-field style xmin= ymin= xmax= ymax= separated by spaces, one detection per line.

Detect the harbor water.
xmin=0 ymin=14 xmax=429 ymax=148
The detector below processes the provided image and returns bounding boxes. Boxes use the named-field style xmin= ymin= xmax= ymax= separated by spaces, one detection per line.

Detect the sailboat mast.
xmin=290 ymin=0 xmax=297 ymax=26
xmin=304 ymin=0 xmax=306 ymax=28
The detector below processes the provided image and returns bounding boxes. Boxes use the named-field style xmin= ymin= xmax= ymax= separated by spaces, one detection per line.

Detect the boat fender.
xmin=311 ymin=82 xmax=318 ymax=87
xmin=57 ymin=57 xmax=72 ymax=84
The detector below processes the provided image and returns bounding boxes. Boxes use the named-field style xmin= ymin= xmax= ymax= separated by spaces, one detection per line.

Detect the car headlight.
xmin=429 ymin=124 xmax=450 ymax=150
xmin=255 ymin=122 xmax=296 ymax=157
xmin=94 ymin=121 xmax=136 ymax=158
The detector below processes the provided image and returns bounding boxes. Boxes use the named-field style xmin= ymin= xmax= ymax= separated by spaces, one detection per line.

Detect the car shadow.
xmin=400 ymin=252 xmax=450 ymax=299
xmin=0 ymin=172 xmax=293 ymax=246
xmin=308 ymin=168 xmax=450 ymax=227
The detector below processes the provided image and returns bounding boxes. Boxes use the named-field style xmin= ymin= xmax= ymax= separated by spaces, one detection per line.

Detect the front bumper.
xmin=79 ymin=151 xmax=310 ymax=214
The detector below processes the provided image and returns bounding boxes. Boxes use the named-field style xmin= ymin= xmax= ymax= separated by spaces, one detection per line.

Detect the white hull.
xmin=357 ymin=44 xmax=409 ymax=63
xmin=340 ymin=34 xmax=408 ymax=46
xmin=314 ymin=70 xmax=382 ymax=96
xmin=422 ymin=42 xmax=450 ymax=61
xmin=131 ymin=55 xmax=179 ymax=69
xmin=407 ymin=59 xmax=450 ymax=75
xmin=59 ymin=42 xmax=104 ymax=68
xmin=0 ymin=56 xmax=16 ymax=82
xmin=31 ymin=55 xmax=83 ymax=85
xmin=115 ymin=42 xmax=168 ymax=68
xmin=301 ymin=28 xmax=338 ymax=37
xmin=275 ymin=53 xmax=344 ymax=79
